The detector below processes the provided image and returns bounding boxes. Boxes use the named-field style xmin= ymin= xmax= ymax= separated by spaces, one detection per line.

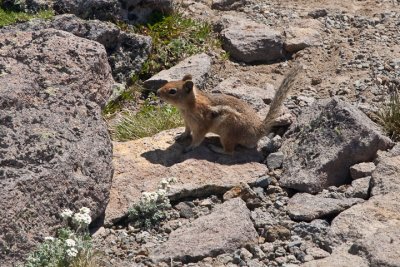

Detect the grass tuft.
xmin=110 ymin=94 xmax=183 ymax=141
xmin=0 ymin=7 xmax=53 ymax=27
xmin=136 ymin=12 xmax=218 ymax=79
xmin=377 ymin=90 xmax=400 ymax=141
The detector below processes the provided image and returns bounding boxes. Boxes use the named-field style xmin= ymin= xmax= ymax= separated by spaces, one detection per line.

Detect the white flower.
xmin=66 ymin=247 xmax=78 ymax=258
xmin=79 ymin=207 xmax=91 ymax=214
xmin=73 ymin=212 xmax=92 ymax=225
xmin=44 ymin=236 xmax=55 ymax=242
xmin=65 ymin=239 xmax=76 ymax=247
xmin=60 ymin=209 xmax=73 ymax=219
xmin=167 ymin=177 xmax=177 ymax=183
xmin=157 ymin=189 xmax=167 ymax=197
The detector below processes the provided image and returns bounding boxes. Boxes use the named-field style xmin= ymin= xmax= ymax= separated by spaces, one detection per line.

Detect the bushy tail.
xmin=262 ymin=64 xmax=302 ymax=134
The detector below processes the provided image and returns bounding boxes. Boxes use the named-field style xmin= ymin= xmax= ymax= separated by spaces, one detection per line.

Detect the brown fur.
xmin=157 ymin=66 xmax=301 ymax=154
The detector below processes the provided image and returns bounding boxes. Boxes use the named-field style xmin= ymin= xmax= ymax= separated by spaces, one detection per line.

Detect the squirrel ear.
xmin=183 ymin=80 xmax=194 ymax=93
xmin=182 ymin=74 xmax=192 ymax=81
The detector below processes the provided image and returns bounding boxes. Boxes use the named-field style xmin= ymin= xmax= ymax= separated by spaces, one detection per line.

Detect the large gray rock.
xmin=53 ymin=0 xmax=173 ymax=23
xmin=329 ymin=193 xmax=400 ymax=245
xmin=105 ymin=128 xmax=267 ymax=225
xmin=371 ymin=144 xmax=400 ymax=196
xmin=1 ymin=14 xmax=151 ymax=83
xmin=144 ymin=53 xmax=212 ymax=91
xmin=287 ymin=193 xmax=363 ymax=222
xmin=211 ymin=76 xmax=275 ymax=111
xmin=349 ymin=225 xmax=400 ymax=267
xmin=150 ymin=198 xmax=258 ymax=263
xmin=280 ymin=97 xmax=393 ymax=193
xmin=301 ymin=245 xmax=369 ymax=267
xmin=221 ymin=20 xmax=284 ymax=63
xmin=0 ymin=30 xmax=114 ymax=266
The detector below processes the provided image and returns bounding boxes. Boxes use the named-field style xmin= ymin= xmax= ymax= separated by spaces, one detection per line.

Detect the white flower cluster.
xmin=158 ymin=177 xmax=177 ymax=190
xmin=65 ymin=239 xmax=76 ymax=247
xmin=59 ymin=207 xmax=92 ymax=226
xmin=44 ymin=236 xmax=55 ymax=242
xmin=73 ymin=212 xmax=92 ymax=226
xmin=60 ymin=209 xmax=74 ymax=219
xmin=66 ymin=247 xmax=78 ymax=258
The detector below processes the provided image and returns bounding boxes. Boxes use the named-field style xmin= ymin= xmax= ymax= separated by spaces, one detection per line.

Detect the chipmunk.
xmin=156 ymin=66 xmax=301 ymax=155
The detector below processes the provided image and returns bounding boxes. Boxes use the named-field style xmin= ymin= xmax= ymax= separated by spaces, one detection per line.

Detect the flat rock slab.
xmin=371 ymin=144 xmax=400 ymax=196
xmin=301 ymin=245 xmax=368 ymax=267
xmin=350 ymin=224 xmax=400 ymax=267
xmin=150 ymin=198 xmax=258 ymax=263
xmin=280 ymin=97 xmax=393 ymax=193
xmin=144 ymin=53 xmax=211 ymax=91
xmin=221 ymin=20 xmax=284 ymax=63
xmin=287 ymin=193 xmax=364 ymax=222
xmin=329 ymin=193 xmax=400 ymax=245
xmin=0 ymin=29 xmax=114 ymax=265
xmin=105 ymin=128 xmax=267 ymax=225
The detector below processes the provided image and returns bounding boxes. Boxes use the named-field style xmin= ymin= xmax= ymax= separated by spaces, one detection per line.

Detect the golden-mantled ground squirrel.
xmin=157 ymin=66 xmax=301 ymax=155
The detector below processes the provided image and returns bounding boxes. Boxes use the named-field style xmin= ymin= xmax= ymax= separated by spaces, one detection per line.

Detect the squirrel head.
xmin=156 ymin=74 xmax=195 ymax=108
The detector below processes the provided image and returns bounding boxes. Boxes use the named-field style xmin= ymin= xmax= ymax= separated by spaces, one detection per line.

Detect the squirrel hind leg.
xmin=208 ymin=138 xmax=235 ymax=155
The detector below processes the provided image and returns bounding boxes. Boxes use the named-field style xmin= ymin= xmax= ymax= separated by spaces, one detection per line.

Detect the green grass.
xmin=110 ymin=94 xmax=183 ymax=141
xmin=378 ymin=90 xmax=400 ymax=141
xmin=136 ymin=12 xmax=218 ymax=79
xmin=0 ymin=7 xmax=54 ymax=27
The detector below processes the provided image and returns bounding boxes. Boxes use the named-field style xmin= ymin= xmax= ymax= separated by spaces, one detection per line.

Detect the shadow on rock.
xmin=141 ymin=135 xmax=264 ymax=167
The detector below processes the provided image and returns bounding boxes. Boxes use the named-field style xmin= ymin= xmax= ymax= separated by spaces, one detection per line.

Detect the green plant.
xmin=24 ymin=207 xmax=97 ymax=267
xmin=110 ymin=93 xmax=183 ymax=141
xmin=377 ymin=90 xmax=400 ymax=141
xmin=136 ymin=12 xmax=218 ymax=78
xmin=0 ymin=7 xmax=53 ymax=27
xmin=128 ymin=178 xmax=176 ymax=229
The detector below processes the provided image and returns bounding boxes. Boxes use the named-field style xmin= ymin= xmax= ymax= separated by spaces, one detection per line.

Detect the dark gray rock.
xmin=371 ymin=144 xmax=400 ymax=196
xmin=292 ymin=220 xmax=331 ymax=251
xmin=221 ymin=20 xmax=284 ymax=63
xmin=175 ymin=202 xmax=195 ymax=219
xmin=280 ymin=97 xmax=393 ymax=193
xmin=1 ymin=0 xmax=53 ymax=12
xmin=308 ymin=9 xmax=328 ymax=19
xmin=53 ymin=0 xmax=173 ymax=23
xmin=54 ymin=0 xmax=120 ymax=21
xmin=0 ymin=29 xmax=114 ymax=266
xmin=144 ymin=53 xmax=211 ymax=91
xmin=1 ymin=14 xmax=151 ymax=83
xmin=211 ymin=0 xmax=246 ymax=11
xmin=266 ymin=152 xmax=284 ymax=170
xmin=287 ymin=193 xmax=363 ymax=222
xmin=251 ymin=208 xmax=275 ymax=228
xmin=150 ymin=198 xmax=258 ymax=263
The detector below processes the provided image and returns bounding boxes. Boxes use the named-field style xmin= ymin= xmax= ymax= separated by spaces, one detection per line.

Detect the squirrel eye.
xmin=169 ymin=88 xmax=177 ymax=95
